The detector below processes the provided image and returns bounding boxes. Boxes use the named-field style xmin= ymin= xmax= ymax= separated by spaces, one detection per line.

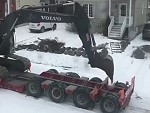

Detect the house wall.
xmin=16 ymin=0 xmax=41 ymax=9
xmin=111 ymin=0 xmax=130 ymax=23
xmin=0 ymin=0 xmax=5 ymax=19
xmin=133 ymin=0 xmax=147 ymax=27
xmin=74 ymin=0 xmax=109 ymax=33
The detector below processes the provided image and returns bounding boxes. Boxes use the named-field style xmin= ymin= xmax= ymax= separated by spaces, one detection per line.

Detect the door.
xmin=119 ymin=3 xmax=127 ymax=23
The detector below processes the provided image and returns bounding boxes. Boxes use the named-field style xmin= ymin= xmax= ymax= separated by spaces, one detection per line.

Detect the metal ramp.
xmin=110 ymin=42 xmax=123 ymax=53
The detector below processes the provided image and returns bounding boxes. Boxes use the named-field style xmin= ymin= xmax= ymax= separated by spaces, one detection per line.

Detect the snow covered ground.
xmin=0 ymin=24 xmax=150 ymax=113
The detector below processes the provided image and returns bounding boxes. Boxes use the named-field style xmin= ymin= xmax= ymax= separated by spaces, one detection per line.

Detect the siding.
xmin=134 ymin=0 xmax=147 ymax=27
xmin=74 ymin=0 xmax=109 ymax=33
xmin=16 ymin=0 xmax=41 ymax=9
xmin=111 ymin=0 xmax=130 ymax=23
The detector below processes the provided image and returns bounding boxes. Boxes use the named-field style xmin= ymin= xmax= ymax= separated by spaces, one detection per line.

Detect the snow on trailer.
xmin=0 ymin=69 xmax=135 ymax=113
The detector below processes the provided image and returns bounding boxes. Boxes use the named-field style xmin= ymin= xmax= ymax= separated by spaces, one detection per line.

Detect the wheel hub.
xmin=77 ymin=94 xmax=87 ymax=105
xmin=103 ymin=99 xmax=114 ymax=112
xmin=52 ymin=88 xmax=61 ymax=99
xmin=29 ymin=83 xmax=38 ymax=94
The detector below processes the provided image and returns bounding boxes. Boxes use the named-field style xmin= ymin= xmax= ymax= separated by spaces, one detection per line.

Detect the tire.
xmin=73 ymin=87 xmax=93 ymax=109
xmin=48 ymin=82 xmax=66 ymax=103
xmin=0 ymin=66 xmax=8 ymax=79
xmin=75 ymin=49 xmax=83 ymax=56
xmin=115 ymin=82 xmax=128 ymax=90
xmin=63 ymin=50 xmax=70 ymax=55
xmin=25 ymin=80 xmax=43 ymax=98
xmin=40 ymin=26 xmax=45 ymax=33
xmin=89 ymin=77 xmax=102 ymax=83
xmin=52 ymin=24 xmax=57 ymax=31
xmin=47 ymin=69 xmax=58 ymax=74
xmin=66 ymin=72 xmax=80 ymax=78
xmin=67 ymin=50 xmax=75 ymax=56
xmin=100 ymin=94 xmax=119 ymax=113
xmin=29 ymin=29 xmax=34 ymax=33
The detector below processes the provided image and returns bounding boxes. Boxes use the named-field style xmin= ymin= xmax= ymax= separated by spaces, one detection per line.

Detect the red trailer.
xmin=0 ymin=69 xmax=135 ymax=113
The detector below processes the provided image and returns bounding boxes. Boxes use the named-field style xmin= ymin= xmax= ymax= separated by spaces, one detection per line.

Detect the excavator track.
xmin=0 ymin=54 xmax=31 ymax=72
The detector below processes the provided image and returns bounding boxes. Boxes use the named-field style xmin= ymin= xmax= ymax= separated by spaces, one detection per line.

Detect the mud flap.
xmin=93 ymin=53 xmax=114 ymax=83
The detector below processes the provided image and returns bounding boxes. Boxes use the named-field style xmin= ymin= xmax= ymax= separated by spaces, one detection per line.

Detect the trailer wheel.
xmin=48 ymin=83 xmax=66 ymax=103
xmin=66 ymin=72 xmax=80 ymax=78
xmin=0 ymin=66 xmax=9 ymax=79
xmin=89 ymin=77 xmax=102 ymax=83
xmin=47 ymin=69 xmax=58 ymax=74
xmin=73 ymin=87 xmax=92 ymax=109
xmin=115 ymin=82 xmax=128 ymax=90
xmin=100 ymin=94 xmax=119 ymax=113
xmin=26 ymin=80 xmax=43 ymax=98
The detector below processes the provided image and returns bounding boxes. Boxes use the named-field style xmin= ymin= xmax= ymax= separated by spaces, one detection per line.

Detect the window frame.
xmin=83 ymin=3 xmax=95 ymax=18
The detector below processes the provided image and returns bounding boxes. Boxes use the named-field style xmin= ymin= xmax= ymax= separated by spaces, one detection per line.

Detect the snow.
xmin=1 ymin=23 xmax=150 ymax=113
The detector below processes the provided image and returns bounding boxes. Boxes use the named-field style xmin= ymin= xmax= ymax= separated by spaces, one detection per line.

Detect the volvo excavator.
xmin=0 ymin=2 xmax=114 ymax=82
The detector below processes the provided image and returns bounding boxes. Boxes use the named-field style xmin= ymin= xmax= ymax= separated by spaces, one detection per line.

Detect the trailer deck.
xmin=0 ymin=70 xmax=135 ymax=113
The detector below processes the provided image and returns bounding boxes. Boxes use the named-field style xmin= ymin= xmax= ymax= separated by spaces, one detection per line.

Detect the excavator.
xmin=0 ymin=2 xmax=114 ymax=82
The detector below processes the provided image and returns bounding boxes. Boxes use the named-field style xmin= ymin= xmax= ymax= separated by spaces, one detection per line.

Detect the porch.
xmin=108 ymin=0 xmax=133 ymax=39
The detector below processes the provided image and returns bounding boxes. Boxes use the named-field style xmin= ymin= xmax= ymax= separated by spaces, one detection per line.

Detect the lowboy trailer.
xmin=0 ymin=69 xmax=135 ymax=113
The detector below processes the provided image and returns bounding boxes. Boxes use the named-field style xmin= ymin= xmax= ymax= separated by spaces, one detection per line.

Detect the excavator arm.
xmin=0 ymin=2 xmax=114 ymax=82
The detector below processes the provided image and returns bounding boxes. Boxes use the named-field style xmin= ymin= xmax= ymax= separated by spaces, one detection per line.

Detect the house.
xmin=0 ymin=0 xmax=40 ymax=19
xmin=71 ymin=0 xmax=149 ymax=39
xmin=108 ymin=0 xmax=148 ymax=40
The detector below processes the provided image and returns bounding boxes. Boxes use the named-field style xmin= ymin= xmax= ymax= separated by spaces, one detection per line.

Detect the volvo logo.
xmin=41 ymin=16 xmax=62 ymax=21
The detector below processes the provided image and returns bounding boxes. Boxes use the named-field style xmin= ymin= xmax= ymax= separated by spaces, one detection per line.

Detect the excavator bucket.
xmin=93 ymin=52 xmax=114 ymax=83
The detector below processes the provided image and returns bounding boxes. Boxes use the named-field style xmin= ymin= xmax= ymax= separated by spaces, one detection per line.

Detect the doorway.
xmin=119 ymin=3 xmax=127 ymax=23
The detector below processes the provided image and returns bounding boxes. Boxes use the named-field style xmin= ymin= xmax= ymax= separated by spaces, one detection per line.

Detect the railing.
xmin=121 ymin=17 xmax=127 ymax=36
xmin=126 ymin=16 xmax=133 ymax=26
xmin=108 ymin=16 xmax=114 ymax=37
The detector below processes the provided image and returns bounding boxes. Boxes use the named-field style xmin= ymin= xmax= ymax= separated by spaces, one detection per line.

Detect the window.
xmin=120 ymin=5 xmax=127 ymax=16
xmin=41 ymin=3 xmax=49 ymax=12
xmin=83 ymin=4 xmax=94 ymax=18
xmin=45 ymin=4 xmax=49 ymax=12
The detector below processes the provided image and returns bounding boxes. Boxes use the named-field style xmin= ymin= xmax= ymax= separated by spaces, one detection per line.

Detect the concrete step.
xmin=109 ymin=34 xmax=121 ymax=37
xmin=109 ymin=33 xmax=121 ymax=36
xmin=109 ymin=31 xmax=121 ymax=34
xmin=113 ymin=26 xmax=122 ymax=28
xmin=112 ymin=27 xmax=121 ymax=30
xmin=110 ymin=42 xmax=123 ymax=53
